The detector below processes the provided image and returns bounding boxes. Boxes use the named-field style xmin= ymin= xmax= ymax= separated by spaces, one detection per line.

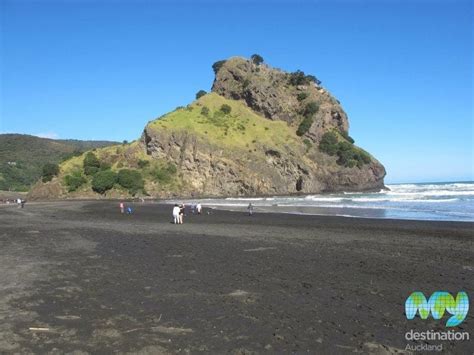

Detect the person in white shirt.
xmin=172 ymin=204 xmax=180 ymax=224
xmin=196 ymin=203 xmax=202 ymax=215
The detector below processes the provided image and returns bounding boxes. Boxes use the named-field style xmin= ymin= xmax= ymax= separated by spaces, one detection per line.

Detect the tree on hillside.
xmin=83 ymin=152 xmax=101 ymax=175
xmin=196 ymin=90 xmax=207 ymax=99
xmin=91 ymin=170 xmax=117 ymax=194
xmin=64 ymin=172 xmax=86 ymax=192
xmin=251 ymin=54 xmax=264 ymax=65
xmin=117 ymin=169 xmax=144 ymax=195
xmin=42 ymin=163 xmax=59 ymax=182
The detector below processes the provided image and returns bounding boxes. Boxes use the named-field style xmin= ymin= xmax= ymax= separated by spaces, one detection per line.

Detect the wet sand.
xmin=0 ymin=201 xmax=472 ymax=354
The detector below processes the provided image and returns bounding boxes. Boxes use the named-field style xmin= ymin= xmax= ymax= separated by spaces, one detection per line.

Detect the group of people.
xmin=0 ymin=198 xmax=26 ymax=208
xmin=172 ymin=203 xmax=202 ymax=224
xmin=119 ymin=202 xmax=133 ymax=214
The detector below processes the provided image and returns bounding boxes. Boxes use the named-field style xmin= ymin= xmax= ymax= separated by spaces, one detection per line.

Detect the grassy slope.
xmin=148 ymin=93 xmax=301 ymax=150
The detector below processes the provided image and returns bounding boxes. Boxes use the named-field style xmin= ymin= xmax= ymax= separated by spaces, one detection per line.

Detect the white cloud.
xmin=35 ymin=132 xmax=59 ymax=139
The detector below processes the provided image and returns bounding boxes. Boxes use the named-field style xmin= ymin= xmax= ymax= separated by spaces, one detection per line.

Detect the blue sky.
xmin=1 ymin=0 xmax=472 ymax=183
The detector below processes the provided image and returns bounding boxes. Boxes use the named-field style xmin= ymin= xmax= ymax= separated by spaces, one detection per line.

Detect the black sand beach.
xmin=0 ymin=201 xmax=472 ymax=353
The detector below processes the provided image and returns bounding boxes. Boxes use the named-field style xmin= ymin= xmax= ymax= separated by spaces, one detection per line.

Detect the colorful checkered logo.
xmin=405 ymin=292 xmax=469 ymax=327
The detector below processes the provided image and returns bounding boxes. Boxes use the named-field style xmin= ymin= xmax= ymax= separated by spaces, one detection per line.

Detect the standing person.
xmin=179 ymin=204 xmax=185 ymax=224
xmin=119 ymin=202 xmax=125 ymax=214
xmin=172 ymin=204 xmax=180 ymax=224
xmin=196 ymin=203 xmax=202 ymax=215
xmin=20 ymin=199 xmax=26 ymax=208
xmin=247 ymin=203 xmax=254 ymax=216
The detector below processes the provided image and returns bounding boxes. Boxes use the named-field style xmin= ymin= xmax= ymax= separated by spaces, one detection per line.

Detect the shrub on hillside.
xmin=83 ymin=152 xmax=101 ymax=175
xmin=319 ymin=132 xmax=339 ymax=156
xmin=296 ymin=116 xmax=314 ymax=136
xmin=303 ymin=138 xmax=312 ymax=152
xmin=201 ymin=106 xmax=210 ymax=116
xmin=304 ymin=101 xmax=319 ymax=117
xmin=64 ymin=172 xmax=87 ymax=192
xmin=297 ymin=92 xmax=308 ymax=101
xmin=152 ymin=162 xmax=177 ymax=184
xmin=212 ymin=60 xmax=226 ymax=74
xmin=340 ymin=130 xmax=355 ymax=144
xmin=196 ymin=90 xmax=207 ymax=99
xmin=91 ymin=170 xmax=117 ymax=194
xmin=117 ymin=169 xmax=144 ymax=195
xmin=42 ymin=163 xmax=59 ymax=182
xmin=319 ymin=131 xmax=371 ymax=168
xmin=250 ymin=54 xmax=264 ymax=65
xmin=288 ymin=70 xmax=321 ymax=86
xmin=220 ymin=104 xmax=232 ymax=115
xmin=138 ymin=159 xmax=150 ymax=169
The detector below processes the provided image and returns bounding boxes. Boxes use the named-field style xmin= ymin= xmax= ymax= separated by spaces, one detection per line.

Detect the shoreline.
xmin=2 ymin=198 xmax=474 ymax=224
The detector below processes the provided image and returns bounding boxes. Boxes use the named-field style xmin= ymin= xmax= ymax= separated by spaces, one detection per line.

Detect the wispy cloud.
xmin=35 ymin=132 xmax=59 ymax=139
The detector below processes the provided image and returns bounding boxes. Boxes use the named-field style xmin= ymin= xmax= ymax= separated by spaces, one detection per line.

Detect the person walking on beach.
xmin=179 ymin=204 xmax=185 ymax=224
xmin=172 ymin=204 xmax=180 ymax=224
xmin=247 ymin=203 xmax=254 ymax=216
xmin=119 ymin=202 xmax=125 ymax=214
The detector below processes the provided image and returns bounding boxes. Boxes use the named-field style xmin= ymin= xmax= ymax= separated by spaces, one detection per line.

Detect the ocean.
xmin=183 ymin=182 xmax=474 ymax=222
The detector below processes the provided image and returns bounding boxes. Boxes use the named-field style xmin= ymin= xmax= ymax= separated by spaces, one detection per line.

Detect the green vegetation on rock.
xmin=319 ymin=131 xmax=371 ymax=168
xmin=296 ymin=102 xmax=319 ymax=136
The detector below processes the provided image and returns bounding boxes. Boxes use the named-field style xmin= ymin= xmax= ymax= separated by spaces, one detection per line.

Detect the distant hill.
xmin=0 ymin=134 xmax=118 ymax=191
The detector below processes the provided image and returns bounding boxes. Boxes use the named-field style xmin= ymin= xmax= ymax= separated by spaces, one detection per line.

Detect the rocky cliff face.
xmin=212 ymin=57 xmax=349 ymax=142
xmin=30 ymin=56 xmax=386 ymax=199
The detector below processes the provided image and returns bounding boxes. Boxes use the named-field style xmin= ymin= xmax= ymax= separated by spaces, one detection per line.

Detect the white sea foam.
xmin=167 ymin=182 xmax=474 ymax=222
